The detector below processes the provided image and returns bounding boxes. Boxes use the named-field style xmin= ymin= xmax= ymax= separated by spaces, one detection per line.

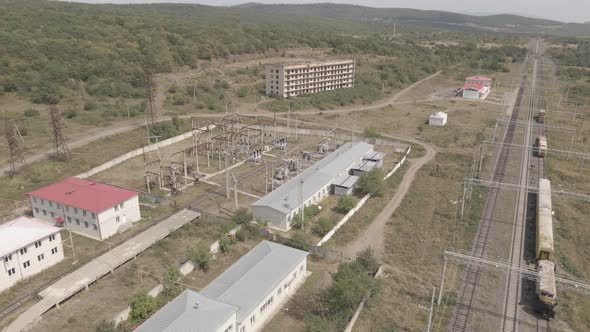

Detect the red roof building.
xmin=462 ymin=83 xmax=485 ymax=91
xmin=465 ymin=76 xmax=492 ymax=87
xmin=27 ymin=178 xmax=138 ymax=213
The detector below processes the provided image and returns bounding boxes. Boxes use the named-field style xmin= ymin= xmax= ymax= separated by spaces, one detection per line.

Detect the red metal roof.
xmin=27 ymin=178 xmax=138 ymax=213
xmin=462 ymin=83 xmax=485 ymax=91
xmin=465 ymin=76 xmax=492 ymax=81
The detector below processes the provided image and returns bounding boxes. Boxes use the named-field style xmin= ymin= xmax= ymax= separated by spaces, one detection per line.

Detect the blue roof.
xmin=201 ymin=241 xmax=308 ymax=322
xmin=251 ymin=142 xmax=373 ymax=214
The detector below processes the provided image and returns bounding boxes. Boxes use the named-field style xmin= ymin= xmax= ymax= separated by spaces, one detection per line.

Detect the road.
xmin=3 ymin=209 xmax=200 ymax=332
xmin=0 ymin=70 xmax=442 ymax=175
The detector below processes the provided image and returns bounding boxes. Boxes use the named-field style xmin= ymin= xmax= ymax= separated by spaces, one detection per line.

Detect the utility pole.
xmin=300 ymin=179 xmax=304 ymax=232
xmin=232 ymin=174 xmax=239 ymax=209
xmin=225 ymin=153 xmax=230 ymax=199
xmin=69 ymin=230 xmax=77 ymax=264
xmin=438 ymin=257 xmax=447 ymax=305
xmin=427 ymin=287 xmax=435 ymax=332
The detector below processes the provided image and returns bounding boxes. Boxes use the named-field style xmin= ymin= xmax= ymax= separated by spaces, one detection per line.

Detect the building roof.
xmin=0 ymin=217 xmax=61 ymax=258
xmin=465 ymin=76 xmax=492 ymax=81
xmin=333 ymin=174 xmax=360 ymax=188
xmin=430 ymin=111 xmax=448 ymax=118
xmin=27 ymin=178 xmax=138 ymax=214
xmin=462 ymin=83 xmax=485 ymax=91
xmin=252 ymin=142 xmax=373 ymax=214
xmin=364 ymin=151 xmax=385 ymax=161
xmin=201 ymin=240 xmax=308 ymax=322
xmin=134 ymin=290 xmax=238 ymax=332
xmin=352 ymin=160 xmax=377 ymax=172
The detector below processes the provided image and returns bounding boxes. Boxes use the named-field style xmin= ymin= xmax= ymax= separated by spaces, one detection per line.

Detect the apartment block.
xmin=265 ymin=59 xmax=355 ymax=98
xmin=0 ymin=217 xmax=64 ymax=292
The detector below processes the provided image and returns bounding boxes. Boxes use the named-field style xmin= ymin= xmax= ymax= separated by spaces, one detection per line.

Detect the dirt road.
xmin=0 ymin=71 xmax=441 ymax=175
xmin=339 ymin=134 xmax=437 ymax=259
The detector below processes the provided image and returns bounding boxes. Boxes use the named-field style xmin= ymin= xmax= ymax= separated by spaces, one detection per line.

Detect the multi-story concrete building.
xmin=265 ymin=59 xmax=355 ymax=98
xmin=135 ymin=241 xmax=309 ymax=332
xmin=27 ymin=178 xmax=141 ymax=240
xmin=0 ymin=217 xmax=64 ymax=292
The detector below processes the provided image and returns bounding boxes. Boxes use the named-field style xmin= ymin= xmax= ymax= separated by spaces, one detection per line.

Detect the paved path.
xmin=339 ymin=134 xmax=436 ymax=259
xmin=3 ymin=209 xmax=200 ymax=332
xmin=0 ymin=71 xmax=442 ymax=175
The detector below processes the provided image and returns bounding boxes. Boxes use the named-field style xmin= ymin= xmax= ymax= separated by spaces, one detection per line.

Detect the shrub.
xmin=289 ymin=231 xmax=311 ymax=250
xmin=95 ymin=320 xmax=117 ymax=332
xmin=129 ymin=290 xmax=157 ymax=322
xmin=149 ymin=122 xmax=178 ymax=140
xmin=355 ymin=169 xmax=385 ymax=196
xmin=337 ymin=195 xmax=357 ymax=213
xmin=218 ymin=236 xmax=232 ymax=254
xmin=312 ymin=217 xmax=333 ymax=237
xmin=161 ymin=265 xmax=182 ymax=299
xmin=235 ymin=228 xmax=248 ymax=242
xmin=363 ymin=127 xmax=380 ymax=138
xmin=187 ymin=243 xmax=213 ymax=272
xmin=84 ymin=100 xmax=98 ymax=110
xmin=356 ymin=248 xmax=379 ymax=273
xmin=237 ymin=86 xmax=249 ymax=98
xmin=24 ymin=109 xmax=40 ymax=117
xmin=231 ymin=208 xmax=253 ymax=224
xmin=64 ymin=109 xmax=77 ymax=119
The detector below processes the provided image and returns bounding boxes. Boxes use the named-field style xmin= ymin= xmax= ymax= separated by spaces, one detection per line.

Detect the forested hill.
xmin=236 ymin=3 xmax=590 ymax=36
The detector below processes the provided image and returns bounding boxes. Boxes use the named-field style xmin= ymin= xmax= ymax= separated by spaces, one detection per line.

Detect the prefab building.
xmin=251 ymin=142 xmax=374 ymax=231
xmin=350 ymin=160 xmax=377 ymax=176
xmin=332 ymin=174 xmax=360 ymax=196
xmin=27 ymin=178 xmax=141 ymax=240
xmin=363 ymin=151 xmax=385 ymax=168
xmin=0 ymin=217 xmax=64 ymax=292
xmin=429 ymin=111 xmax=448 ymax=126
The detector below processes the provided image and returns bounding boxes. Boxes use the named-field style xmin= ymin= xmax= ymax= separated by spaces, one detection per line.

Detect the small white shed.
xmin=429 ymin=112 xmax=448 ymax=126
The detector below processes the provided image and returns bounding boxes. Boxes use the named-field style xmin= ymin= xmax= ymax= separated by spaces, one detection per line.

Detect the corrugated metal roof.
xmin=333 ymin=174 xmax=360 ymax=188
xmin=364 ymin=151 xmax=385 ymax=161
xmin=352 ymin=160 xmax=377 ymax=172
xmin=201 ymin=240 xmax=308 ymax=322
xmin=27 ymin=178 xmax=138 ymax=213
xmin=252 ymin=142 xmax=373 ymax=214
xmin=134 ymin=290 xmax=238 ymax=332
xmin=0 ymin=217 xmax=61 ymax=258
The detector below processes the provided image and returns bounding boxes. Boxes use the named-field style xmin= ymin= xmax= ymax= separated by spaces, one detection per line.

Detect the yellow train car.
xmin=535 ymin=136 xmax=548 ymax=158
xmin=537 ymin=179 xmax=554 ymax=261
xmin=537 ymin=260 xmax=557 ymax=308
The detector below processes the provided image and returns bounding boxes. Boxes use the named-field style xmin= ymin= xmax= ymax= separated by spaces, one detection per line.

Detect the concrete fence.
xmin=113 ymin=225 xmax=241 ymax=325
xmin=77 ymin=124 xmax=216 ymax=179
xmin=316 ymin=145 xmax=412 ymax=247
xmin=344 ymin=265 xmax=384 ymax=332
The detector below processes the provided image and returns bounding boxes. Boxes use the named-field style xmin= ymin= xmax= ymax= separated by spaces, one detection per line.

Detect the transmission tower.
xmin=143 ymin=63 xmax=157 ymax=125
xmin=4 ymin=119 xmax=26 ymax=174
xmin=49 ymin=107 xmax=70 ymax=160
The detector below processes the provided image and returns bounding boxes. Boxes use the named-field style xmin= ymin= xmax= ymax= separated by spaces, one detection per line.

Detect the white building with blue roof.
xmin=251 ymin=142 xmax=375 ymax=230
xmin=134 ymin=241 xmax=309 ymax=332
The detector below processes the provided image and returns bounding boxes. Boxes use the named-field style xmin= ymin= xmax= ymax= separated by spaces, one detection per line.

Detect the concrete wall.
xmin=0 ymin=232 xmax=64 ymax=293
xmin=462 ymin=89 xmax=481 ymax=99
xmin=97 ymin=196 xmax=141 ymax=240
xmin=251 ymin=206 xmax=287 ymax=231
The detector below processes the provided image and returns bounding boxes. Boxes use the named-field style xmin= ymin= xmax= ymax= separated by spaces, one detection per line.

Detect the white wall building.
xmin=135 ymin=241 xmax=309 ymax=332
xmin=251 ymin=142 xmax=375 ymax=231
xmin=429 ymin=111 xmax=448 ymax=126
xmin=0 ymin=217 xmax=64 ymax=292
xmin=266 ymin=59 xmax=355 ymax=98
xmin=27 ymin=178 xmax=141 ymax=240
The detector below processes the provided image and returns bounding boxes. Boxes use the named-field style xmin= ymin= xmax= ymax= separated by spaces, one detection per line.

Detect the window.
xmin=56 ymin=203 xmax=60 ymax=209
xmin=20 ymin=247 xmax=27 ymax=255
xmin=7 ymin=268 xmax=16 ymax=276
xmin=74 ymin=208 xmax=78 ymax=214
xmin=49 ymin=234 xmax=56 ymax=242
xmin=51 ymin=247 xmax=58 ymax=255
xmin=37 ymin=254 xmax=45 ymax=261
xmin=49 ymin=201 xmax=53 ymax=207
xmin=116 ymin=216 xmax=120 ymax=223
xmin=277 ymin=287 xmax=282 ymax=295
xmin=120 ymin=203 xmax=124 ymax=209
xmin=114 ymin=205 xmax=119 ymax=212
xmin=34 ymin=207 xmax=39 ymax=214
xmin=41 ymin=199 xmax=45 ymax=206
xmin=250 ymin=315 xmax=256 ymax=325
xmin=33 ymin=197 xmax=37 ymax=203
xmin=65 ymin=206 xmax=69 ymax=212
xmin=34 ymin=241 xmax=42 ymax=248
xmin=50 ymin=212 xmax=55 ymax=218
xmin=224 ymin=325 xmax=232 ymax=332
xmin=83 ymin=210 xmax=87 ymax=217
xmin=23 ymin=260 xmax=30 ymax=268
xmin=4 ymin=254 xmax=12 ymax=262
xmin=84 ymin=222 xmax=89 ymax=228
xmin=92 ymin=213 xmax=96 ymax=219
xmin=93 ymin=224 xmax=98 ymax=231
xmin=67 ymin=216 xmax=72 ymax=223
xmin=75 ymin=219 xmax=80 ymax=225
xmin=42 ymin=210 xmax=47 ymax=216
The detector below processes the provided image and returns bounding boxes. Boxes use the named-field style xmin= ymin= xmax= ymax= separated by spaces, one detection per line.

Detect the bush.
xmin=363 ymin=127 xmax=380 ymax=138
xmin=289 ymin=231 xmax=311 ymax=250
xmin=161 ymin=265 xmax=182 ymax=299
xmin=84 ymin=100 xmax=98 ymax=110
xmin=304 ymin=315 xmax=336 ymax=332
xmin=149 ymin=122 xmax=178 ymax=140
xmin=312 ymin=217 xmax=333 ymax=237
xmin=237 ymin=86 xmax=249 ymax=98
xmin=129 ymin=290 xmax=158 ymax=322
xmin=187 ymin=243 xmax=213 ymax=272
xmin=337 ymin=195 xmax=357 ymax=213
xmin=231 ymin=208 xmax=253 ymax=224
xmin=218 ymin=236 xmax=232 ymax=254
xmin=356 ymin=248 xmax=379 ymax=273
xmin=64 ymin=109 xmax=77 ymax=119
xmin=355 ymin=169 xmax=385 ymax=196
xmin=95 ymin=320 xmax=117 ymax=332
xmin=235 ymin=228 xmax=248 ymax=242
xmin=24 ymin=109 xmax=40 ymax=117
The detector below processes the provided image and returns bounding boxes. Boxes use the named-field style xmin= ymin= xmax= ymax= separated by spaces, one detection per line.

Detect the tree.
xmin=162 ymin=265 xmax=182 ymax=299
xmin=356 ymin=248 xmax=379 ymax=273
xmin=187 ymin=243 xmax=213 ymax=272
xmin=355 ymin=169 xmax=385 ymax=196
xmin=322 ymin=262 xmax=379 ymax=314
xmin=231 ymin=208 xmax=253 ymax=224
xmin=129 ymin=290 xmax=158 ymax=322
xmin=312 ymin=217 xmax=333 ymax=237
xmin=289 ymin=231 xmax=311 ymax=250
xmin=337 ymin=195 xmax=357 ymax=213
xmin=363 ymin=127 xmax=381 ymax=138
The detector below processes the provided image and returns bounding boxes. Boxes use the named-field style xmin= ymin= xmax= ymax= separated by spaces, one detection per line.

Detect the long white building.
xmin=265 ymin=59 xmax=355 ymax=98
xmin=27 ymin=178 xmax=141 ymax=240
xmin=135 ymin=241 xmax=308 ymax=332
xmin=251 ymin=142 xmax=376 ymax=231
xmin=0 ymin=217 xmax=64 ymax=292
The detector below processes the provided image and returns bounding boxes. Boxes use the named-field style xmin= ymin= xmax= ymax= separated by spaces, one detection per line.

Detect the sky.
xmin=63 ymin=0 xmax=590 ymax=23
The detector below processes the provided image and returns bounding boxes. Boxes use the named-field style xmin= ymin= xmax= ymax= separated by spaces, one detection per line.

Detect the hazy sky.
xmin=63 ymin=0 xmax=590 ymax=23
